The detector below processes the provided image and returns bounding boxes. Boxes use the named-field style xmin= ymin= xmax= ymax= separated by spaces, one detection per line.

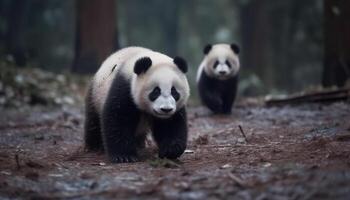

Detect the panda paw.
xmin=159 ymin=142 xmax=185 ymax=159
xmin=109 ymin=155 xmax=139 ymax=163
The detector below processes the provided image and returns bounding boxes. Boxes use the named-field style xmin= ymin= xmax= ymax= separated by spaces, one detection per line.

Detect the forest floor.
xmin=0 ymin=101 xmax=350 ymax=200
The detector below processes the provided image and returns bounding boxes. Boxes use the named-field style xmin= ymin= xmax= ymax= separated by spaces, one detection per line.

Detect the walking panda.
xmin=196 ymin=43 xmax=240 ymax=114
xmin=85 ymin=47 xmax=190 ymax=163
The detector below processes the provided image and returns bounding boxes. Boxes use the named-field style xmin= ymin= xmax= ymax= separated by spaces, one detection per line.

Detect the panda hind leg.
xmin=84 ymin=87 xmax=103 ymax=152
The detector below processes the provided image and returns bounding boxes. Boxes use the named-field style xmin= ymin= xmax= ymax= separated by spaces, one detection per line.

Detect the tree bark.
xmin=323 ymin=0 xmax=350 ymax=87
xmin=158 ymin=0 xmax=181 ymax=57
xmin=240 ymin=0 xmax=272 ymax=89
xmin=72 ymin=0 xmax=118 ymax=74
xmin=5 ymin=0 xmax=29 ymax=66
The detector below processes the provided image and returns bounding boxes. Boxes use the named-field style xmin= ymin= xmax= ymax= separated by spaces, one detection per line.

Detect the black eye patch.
xmin=225 ymin=60 xmax=232 ymax=68
xmin=149 ymin=87 xmax=161 ymax=102
xmin=213 ymin=60 xmax=219 ymax=69
xmin=171 ymin=86 xmax=180 ymax=101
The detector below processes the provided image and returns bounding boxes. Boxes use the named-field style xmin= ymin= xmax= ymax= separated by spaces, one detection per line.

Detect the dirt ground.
xmin=0 ymin=101 xmax=350 ymax=200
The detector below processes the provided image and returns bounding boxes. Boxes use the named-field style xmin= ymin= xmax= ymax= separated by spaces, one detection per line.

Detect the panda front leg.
xmin=199 ymin=88 xmax=223 ymax=114
xmin=222 ymin=76 xmax=238 ymax=114
xmin=100 ymin=76 xmax=142 ymax=163
xmin=152 ymin=108 xmax=188 ymax=159
xmin=221 ymin=89 xmax=236 ymax=114
xmin=101 ymin=105 xmax=141 ymax=163
xmin=222 ymin=95 xmax=234 ymax=114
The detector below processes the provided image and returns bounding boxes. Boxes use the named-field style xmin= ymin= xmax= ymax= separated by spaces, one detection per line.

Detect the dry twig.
xmin=238 ymin=125 xmax=248 ymax=143
xmin=228 ymin=173 xmax=247 ymax=188
xmin=15 ymin=154 xmax=20 ymax=170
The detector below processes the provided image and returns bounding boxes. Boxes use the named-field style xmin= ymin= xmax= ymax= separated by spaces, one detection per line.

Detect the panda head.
xmin=132 ymin=56 xmax=189 ymax=119
xmin=203 ymin=43 xmax=240 ymax=80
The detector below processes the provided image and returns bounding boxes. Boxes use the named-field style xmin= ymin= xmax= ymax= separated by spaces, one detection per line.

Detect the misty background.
xmin=0 ymin=0 xmax=347 ymax=100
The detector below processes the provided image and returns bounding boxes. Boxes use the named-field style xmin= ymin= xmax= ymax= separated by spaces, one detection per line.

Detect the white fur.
xmin=92 ymin=47 xmax=150 ymax=113
xmin=91 ymin=47 xmax=190 ymax=119
xmin=132 ymin=64 xmax=189 ymax=119
xmin=196 ymin=43 xmax=240 ymax=82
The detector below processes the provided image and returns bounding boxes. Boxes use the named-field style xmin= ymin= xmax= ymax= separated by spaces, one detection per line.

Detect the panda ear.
xmin=173 ymin=56 xmax=188 ymax=73
xmin=203 ymin=44 xmax=212 ymax=55
xmin=134 ymin=57 xmax=152 ymax=75
xmin=230 ymin=43 xmax=240 ymax=54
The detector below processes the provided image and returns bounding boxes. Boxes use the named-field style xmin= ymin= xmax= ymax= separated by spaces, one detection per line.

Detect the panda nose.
xmin=219 ymin=71 xmax=226 ymax=75
xmin=161 ymin=108 xmax=173 ymax=113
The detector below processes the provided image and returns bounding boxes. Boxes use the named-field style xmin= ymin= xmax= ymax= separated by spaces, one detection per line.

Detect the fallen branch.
xmin=265 ymin=88 xmax=350 ymax=106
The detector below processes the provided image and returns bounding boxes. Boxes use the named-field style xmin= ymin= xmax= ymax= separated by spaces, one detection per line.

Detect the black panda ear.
xmin=203 ymin=44 xmax=212 ymax=55
xmin=134 ymin=57 xmax=152 ymax=75
xmin=230 ymin=43 xmax=240 ymax=54
xmin=173 ymin=56 xmax=188 ymax=73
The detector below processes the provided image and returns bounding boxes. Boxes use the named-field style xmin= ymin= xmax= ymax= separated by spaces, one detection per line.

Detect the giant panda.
xmin=196 ymin=43 xmax=240 ymax=114
xmin=84 ymin=47 xmax=190 ymax=163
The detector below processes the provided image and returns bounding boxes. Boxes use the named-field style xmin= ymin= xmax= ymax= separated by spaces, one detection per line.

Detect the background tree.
xmin=240 ymin=0 xmax=272 ymax=92
xmin=4 ymin=0 xmax=29 ymax=66
xmin=72 ymin=0 xmax=119 ymax=74
xmin=323 ymin=0 xmax=350 ymax=87
xmin=0 ymin=0 xmax=325 ymax=95
xmin=157 ymin=0 xmax=182 ymax=57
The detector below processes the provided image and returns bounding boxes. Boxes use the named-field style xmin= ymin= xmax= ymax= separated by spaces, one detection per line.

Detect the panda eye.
xmin=213 ymin=60 xmax=219 ymax=69
xmin=149 ymin=86 xmax=161 ymax=102
xmin=225 ymin=60 xmax=232 ymax=68
xmin=171 ymin=86 xmax=180 ymax=101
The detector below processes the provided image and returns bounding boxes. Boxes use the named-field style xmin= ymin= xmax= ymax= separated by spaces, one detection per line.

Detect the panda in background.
xmin=196 ymin=43 xmax=240 ymax=114
xmin=85 ymin=47 xmax=190 ymax=163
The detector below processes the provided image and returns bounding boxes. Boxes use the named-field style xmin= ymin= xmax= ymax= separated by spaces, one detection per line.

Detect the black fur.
xmin=230 ymin=43 xmax=240 ymax=54
xmin=85 ymin=72 xmax=188 ymax=163
xmin=171 ymin=87 xmax=180 ymax=101
xmin=225 ymin=60 xmax=232 ymax=68
xmin=203 ymin=44 xmax=212 ymax=55
xmin=213 ymin=60 xmax=219 ymax=69
xmin=84 ymin=84 xmax=103 ymax=151
xmin=173 ymin=57 xmax=188 ymax=73
xmin=149 ymin=86 xmax=161 ymax=101
xmin=100 ymin=74 xmax=141 ymax=163
xmin=111 ymin=64 xmax=117 ymax=72
xmin=198 ymin=71 xmax=238 ymax=114
xmin=134 ymin=57 xmax=152 ymax=75
xmin=152 ymin=107 xmax=187 ymax=159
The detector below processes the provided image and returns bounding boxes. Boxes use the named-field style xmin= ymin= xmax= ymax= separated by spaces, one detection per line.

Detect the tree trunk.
xmin=5 ymin=0 xmax=29 ymax=66
xmin=72 ymin=0 xmax=118 ymax=74
xmin=240 ymin=0 xmax=272 ymax=89
xmin=323 ymin=0 xmax=350 ymax=87
xmin=158 ymin=0 xmax=181 ymax=57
